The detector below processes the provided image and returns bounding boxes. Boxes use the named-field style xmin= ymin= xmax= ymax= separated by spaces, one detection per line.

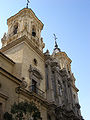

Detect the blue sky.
xmin=0 ymin=0 xmax=90 ymax=119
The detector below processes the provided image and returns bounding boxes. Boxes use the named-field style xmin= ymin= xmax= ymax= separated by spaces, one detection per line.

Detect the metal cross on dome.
xmin=53 ymin=34 xmax=58 ymax=41
xmin=53 ymin=34 xmax=58 ymax=48
xmin=26 ymin=0 xmax=30 ymax=8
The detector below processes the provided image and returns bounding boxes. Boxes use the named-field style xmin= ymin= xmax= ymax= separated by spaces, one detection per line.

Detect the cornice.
xmin=0 ymin=67 xmax=21 ymax=85
xmin=0 ymin=35 xmax=45 ymax=61
xmin=19 ymin=88 xmax=58 ymax=109
xmin=7 ymin=8 xmax=44 ymax=30
xmin=0 ymin=52 xmax=15 ymax=65
xmin=0 ymin=92 xmax=9 ymax=100
xmin=72 ymin=84 xmax=79 ymax=92
xmin=19 ymin=88 xmax=50 ymax=108
xmin=55 ymin=52 xmax=72 ymax=63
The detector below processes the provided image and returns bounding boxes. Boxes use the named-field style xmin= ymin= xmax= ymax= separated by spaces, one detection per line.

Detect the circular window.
xmin=33 ymin=59 xmax=37 ymax=66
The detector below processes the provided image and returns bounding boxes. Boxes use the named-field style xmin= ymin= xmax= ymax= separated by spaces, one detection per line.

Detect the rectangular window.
xmin=32 ymin=79 xmax=37 ymax=93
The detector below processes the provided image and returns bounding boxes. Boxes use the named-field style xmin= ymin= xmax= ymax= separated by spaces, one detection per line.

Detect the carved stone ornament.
xmin=45 ymin=59 xmax=52 ymax=66
xmin=20 ymin=77 xmax=28 ymax=89
xmin=44 ymin=49 xmax=50 ymax=56
xmin=60 ymin=68 xmax=68 ymax=78
xmin=29 ymin=65 xmax=43 ymax=80
xmin=1 ymin=33 xmax=7 ymax=46
xmin=15 ymin=77 xmax=27 ymax=94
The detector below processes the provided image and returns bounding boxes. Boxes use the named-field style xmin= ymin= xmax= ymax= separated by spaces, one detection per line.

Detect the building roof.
xmin=7 ymin=8 xmax=44 ymax=30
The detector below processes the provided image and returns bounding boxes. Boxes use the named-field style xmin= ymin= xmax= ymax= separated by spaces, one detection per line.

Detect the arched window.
xmin=32 ymin=26 xmax=36 ymax=37
xmin=13 ymin=23 xmax=18 ymax=35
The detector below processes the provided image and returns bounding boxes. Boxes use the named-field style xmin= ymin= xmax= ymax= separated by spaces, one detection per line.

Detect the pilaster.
xmin=45 ymin=60 xmax=55 ymax=102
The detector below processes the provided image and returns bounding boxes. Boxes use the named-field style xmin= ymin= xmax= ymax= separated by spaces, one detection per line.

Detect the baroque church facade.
xmin=0 ymin=7 xmax=84 ymax=120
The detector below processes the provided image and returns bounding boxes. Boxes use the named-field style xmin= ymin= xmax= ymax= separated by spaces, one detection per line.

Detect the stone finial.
xmin=1 ymin=33 xmax=7 ymax=47
xmin=44 ymin=49 xmax=50 ymax=56
xmin=20 ymin=77 xmax=27 ymax=88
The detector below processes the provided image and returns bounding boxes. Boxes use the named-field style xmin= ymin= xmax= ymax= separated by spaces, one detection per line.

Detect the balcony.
xmin=29 ymin=85 xmax=45 ymax=98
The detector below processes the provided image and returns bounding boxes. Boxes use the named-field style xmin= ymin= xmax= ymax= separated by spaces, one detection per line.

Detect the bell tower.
xmin=1 ymin=8 xmax=45 ymax=51
xmin=1 ymin=8 xmax=46 ymax=94
xmin=51 ymin=38 xmax=81 ymax=116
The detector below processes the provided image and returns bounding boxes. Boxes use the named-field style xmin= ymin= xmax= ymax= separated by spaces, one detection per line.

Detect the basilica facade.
xmin=0 ymin=7 xmax=83 ymax=120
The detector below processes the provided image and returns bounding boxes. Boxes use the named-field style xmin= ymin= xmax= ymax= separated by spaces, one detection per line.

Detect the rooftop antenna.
xmin=26 ymin=0 xmax=30 ymax=8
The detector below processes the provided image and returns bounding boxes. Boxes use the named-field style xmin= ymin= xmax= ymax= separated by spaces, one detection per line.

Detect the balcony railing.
xmin=29 ymin=85 xmax=45 ymax=98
